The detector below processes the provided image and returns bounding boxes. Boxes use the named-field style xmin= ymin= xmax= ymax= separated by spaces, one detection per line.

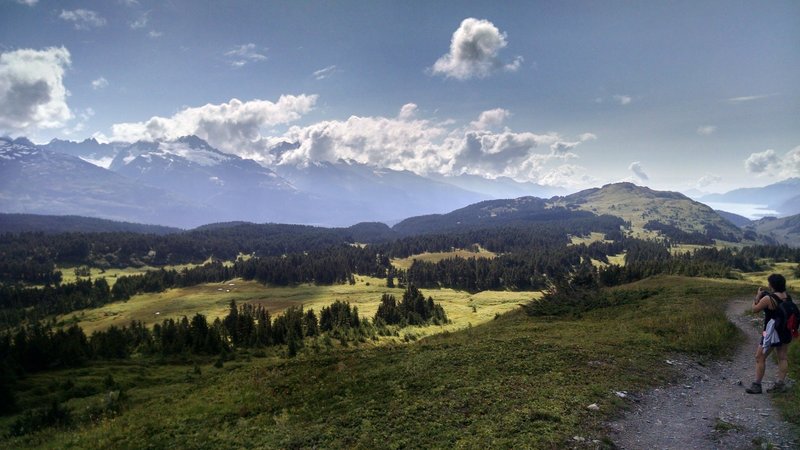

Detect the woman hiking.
xmin=746 ymin=273 xmax=792 ymax=394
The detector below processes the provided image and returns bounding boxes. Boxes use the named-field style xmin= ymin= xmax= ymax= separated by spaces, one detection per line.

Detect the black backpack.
xmin=770 ymin=293 xmax=800 ymax=341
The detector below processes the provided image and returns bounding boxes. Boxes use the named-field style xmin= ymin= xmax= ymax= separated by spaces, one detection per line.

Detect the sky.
xmin=1 ymin=0 xmax=798 ymax=194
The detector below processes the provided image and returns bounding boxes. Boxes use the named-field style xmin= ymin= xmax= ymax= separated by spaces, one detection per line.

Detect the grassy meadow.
xmin=390 ymin=247 xmax=497 ymax=271
xmin=2 ymin=276 xmax=756 ymax=449
xmin=58 ymin=275 xmax=539 ymax=337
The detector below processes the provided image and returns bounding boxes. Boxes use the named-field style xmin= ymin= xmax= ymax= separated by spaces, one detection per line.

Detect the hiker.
xmin=746 ymin=274 xmax=792 ymax=394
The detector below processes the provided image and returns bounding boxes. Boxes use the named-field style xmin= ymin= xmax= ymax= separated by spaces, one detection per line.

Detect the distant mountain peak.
xmin=551 ymin=182 xmax=744 ymax=241
xmin=11 ymin=137 xmax=35 ymax=147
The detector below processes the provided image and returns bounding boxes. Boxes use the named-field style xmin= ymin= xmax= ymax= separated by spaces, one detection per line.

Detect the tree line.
xmin=0 ymin=286 xmax=449 ymax=414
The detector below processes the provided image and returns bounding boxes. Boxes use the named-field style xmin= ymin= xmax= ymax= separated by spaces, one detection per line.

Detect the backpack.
xmin=770 ymin=293 xmax=800 ymax=340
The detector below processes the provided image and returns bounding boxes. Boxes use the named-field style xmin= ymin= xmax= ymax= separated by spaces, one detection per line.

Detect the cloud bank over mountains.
xmin=100 ymin=97 xmax=594 ymax=186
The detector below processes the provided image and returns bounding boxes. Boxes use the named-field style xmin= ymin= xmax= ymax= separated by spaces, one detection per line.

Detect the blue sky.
xmin=1 ymin=0 xmax=798 ymax=193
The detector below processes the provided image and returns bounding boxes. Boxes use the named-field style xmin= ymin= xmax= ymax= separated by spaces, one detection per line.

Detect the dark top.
xmin=765 ymin=293 xmax=792 ymax=344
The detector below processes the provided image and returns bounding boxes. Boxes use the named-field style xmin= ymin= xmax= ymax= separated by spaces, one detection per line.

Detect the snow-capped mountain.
xmin=46 ymin=137 xmax=124 ymax=168
xmin=104 ymin=135 xmax=323 ymax=224
xmin=0 ymin=137 xmax=210 ymax=228
xmin=1 ymin=135 xmax=577 ymax=227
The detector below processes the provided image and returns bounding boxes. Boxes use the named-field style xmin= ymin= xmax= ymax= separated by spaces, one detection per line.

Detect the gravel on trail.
xmin=606 ymin=297 xmax=798 ymax=450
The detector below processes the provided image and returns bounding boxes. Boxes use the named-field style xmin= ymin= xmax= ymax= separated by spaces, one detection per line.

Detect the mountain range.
xmin=1 ymin=135 xmax=797 ymax=247
xmin=0 ymin=135 xmax=563 ymax=228
xmin=699 ymin=178 xmax=800 ymax=217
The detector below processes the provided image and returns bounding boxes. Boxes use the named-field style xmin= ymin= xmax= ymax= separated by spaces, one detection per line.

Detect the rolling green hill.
xmin=550 ymin=183 xmax=746 ymax=242
xmin=0 ymin=213 xmax=182 ymax=235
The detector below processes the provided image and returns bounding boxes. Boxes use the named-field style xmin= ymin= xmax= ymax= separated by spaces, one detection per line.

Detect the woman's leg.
xmin=776 ymin=345 xmax=789 ymax=382
xmin=755 ymin=345 xmax=771 ymax=383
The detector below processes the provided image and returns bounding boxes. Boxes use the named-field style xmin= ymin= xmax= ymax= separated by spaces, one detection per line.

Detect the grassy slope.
xmin=391 ymin=248 xmax=497 ymax=271
xmin=59 ymin=276 xmax=537 ymax=336
xmin=551 ymin=183 xmax=742 ymax=241
xmin=4 ymin=276 xmax=755 ymax=449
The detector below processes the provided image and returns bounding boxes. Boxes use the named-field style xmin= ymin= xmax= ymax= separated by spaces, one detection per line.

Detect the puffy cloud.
xmin=225 ymin=43 xmax=267 ymax=67
xmin=696 ymin=125 xmax=716 ymax=136
xmin=398 ymin=103 xmax=418 ymax=121
xmin=59 ymin=9 xmax=106 ymax=30
xmin=107 ymin=95 xmax=317 ymax=156
xmin=275 ymin=107 xmax=588 ymax=183
xmin=786 ymin=146 xmax=800 ymax=176
xmin=745 ymin=146 xmax=800 ymax=178
xmin=105 ymin=98 xmax=595 ymax=186
xmin=696 ymin=173 xmax=721 ymax=188
xmin=539 ymin=165 xmax=597 ymax=188
xmin=469 ymin=108 xmax=510 ymax=130
xmin=629 ymin=161 xmax=649 ymax=181
xmin=313 ymin=65 xmax=337 ymax=80
xmin=91 ymin=76 xmax=108 ymax=90
xmin=744 ymin=149 xmax=777 ymax=174
xmin=613 ymin=95 xmax=632 ymax=105
xmin=0 ymin=47 xmax=72 ymax=132
xmin=431 ymin=18 xmax=521 ymax=80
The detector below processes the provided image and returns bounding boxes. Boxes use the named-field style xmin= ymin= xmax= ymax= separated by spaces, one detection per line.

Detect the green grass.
xmin=736 ymin=261 xmax=800 ymax=291
xmin=58 ymin=276 xmax=538 ymax=336
xmin=758 ymin=261 xmax=800 ymax=429
xmin=391 ymin=247 xmax=496 ymax=271
xmin=569 ymin=232 xmax=610 ymax=246
xmin=57 ymin=263 xmax=206 ymax=288
xmin=2 ymin=275 xmax=754 ymax=449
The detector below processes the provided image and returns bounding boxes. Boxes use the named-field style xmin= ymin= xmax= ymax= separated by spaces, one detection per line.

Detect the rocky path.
xmin=607 ymin=297 xmax=798 ymax=449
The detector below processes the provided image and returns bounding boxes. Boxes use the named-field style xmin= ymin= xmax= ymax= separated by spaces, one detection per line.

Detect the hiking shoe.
xmin=766 ymin=381 xmax=787 ymax=393
xmin=745 ymin=382 xmax=762 ymax=394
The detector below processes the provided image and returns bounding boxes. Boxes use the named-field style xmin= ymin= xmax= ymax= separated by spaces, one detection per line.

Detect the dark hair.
xmin=768 ymin=273 xmax=787 ymax=293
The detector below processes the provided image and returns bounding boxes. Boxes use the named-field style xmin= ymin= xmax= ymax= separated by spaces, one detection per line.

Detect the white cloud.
xmin=727 ymin=93 xmax=777 ymax=104
xmin=107 ymin=95 xmax=317 ymax=156
xmin=0 ymin=47 xmax=72 ymax=133
xmin=313 ymin=65 xmax=337 ymax=80
xmin=696 ymin=125 xmax=716 ymax=136
xmin=469 ymin=108 xmax=510 ymax=130
xmin=274 ymin=107 xmax=589 ymax=183
xmin=613 ymin=95 xmax=632 ymax=106
xmin=431 ymin=18 xmax=521 ymax=80
xmin=15 ymin=0 xmax=38 ymax=6
xmin=148 ymin=30 xmax=163 ymax=38
xmin=59 ymin=9 xmax=106 ymax=30
xmin=104 ymin=98 xmax=595 ymax=186
xmin=398 ymin=103 xmax=418 ymax=121
xmin=91 ymin=76 xmax=108 ymax=90
xmin=744 ymin=149 xmax=777 ymax=174
xmin=225 ymin=43 xmax=267 ymax=67
xmin=745 ymin=146 xmax=800 ymax=179
xmin=696 ymin=173 xmax=721 ymax=188
xmin=539 ymin=165 xmax=597 ymax=188
xmin=119 ymin=0 xmax=139 ymax=6
xmin=629 ymin=161 xmax=649 ymax=181
xmin=130 ymin=12 xmax=149 ymax=29
xmin=578 ymin=133 xmax=597 ymax=142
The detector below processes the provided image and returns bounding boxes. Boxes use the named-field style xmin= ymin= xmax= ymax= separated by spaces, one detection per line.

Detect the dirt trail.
xmin=607 ymin=297 xmax=798 ymax=449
